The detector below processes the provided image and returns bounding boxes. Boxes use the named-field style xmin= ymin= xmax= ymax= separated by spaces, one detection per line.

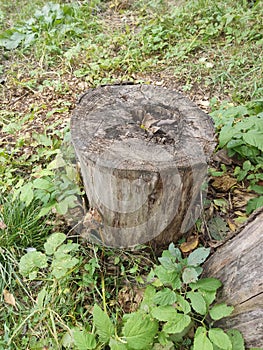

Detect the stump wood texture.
xmin=71 ymin=85 xmax=215 ymax=248
xmin=203 ymin=208 xmax=263 ymax=348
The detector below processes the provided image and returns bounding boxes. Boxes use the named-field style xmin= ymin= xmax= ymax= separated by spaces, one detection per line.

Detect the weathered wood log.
xmin=202 ymin=208 xmax=263 ymax=348
xmin=71 ymin=84 xmax=215 ymax=248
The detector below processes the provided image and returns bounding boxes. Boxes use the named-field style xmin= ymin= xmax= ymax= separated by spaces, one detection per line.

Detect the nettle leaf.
xmin=44 ymin=232 xmax=66 ymax=255
xmin=208 ymin=328 xmax=232 ymax=350
xmin=93 ymin=304 xmax=114 ymax=343
xmin=168 ymin=243 xmax=182 ymax=259
xmin=123 ymin=312 xmax=158 ymax=350
xmin=158 ymin=256 xmax=177 ymax=270
xmin=209 ymin=303 xmax=234 ymax=321
xmin=153 ymin=288 xmax=177 ymax=306
xmin=199 ymin=290 xmax=217 ymax=307
xmin=73 ymin=329 xmax=97 ymax=350
xmin=182 ymin=267 xmax=199 ymax=284
xmin=19 ymin=251 xmax=48 ymax=278
xmin=176 ymin=294 xmax=191 ymax=314
xmin=163 ymin=313 xmax=191 ymax=335
xmin=187 ymin=247 xmax=210 ymax=267
xmin=193 ymin=327 xmax=213 ymax=350
xmin=109 ymin=338 xmax=127 ymax=350
xmin=154 ymin=265 xmax=181 ymax=289
xmin=190 ymin=278 xmax=222 ymax=292
xmin=151 ymin=305 xmax=177 ymax=321
xmin=187 ymin=291 xmax=207 ymax=315
xmin=227 ymin=329 xmax=245 ymax=350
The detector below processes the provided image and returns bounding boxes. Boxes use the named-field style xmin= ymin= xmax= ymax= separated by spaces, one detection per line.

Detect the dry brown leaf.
xmin=211 ymin=175 xmax=237 ymax=192
xmin=180 ymin=236 xmax=199 ymax=253
xmin=141 ymin=113 xmax=158 ymax=130
xmin=0 ymin=221 xmax=7 ymax=230
xmin=3 ymin=289 xmax=17 ymax=309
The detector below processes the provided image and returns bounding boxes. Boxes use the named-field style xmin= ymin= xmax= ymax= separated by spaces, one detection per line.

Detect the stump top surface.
xmin=71 ymin=84 xmax=215 ymax=169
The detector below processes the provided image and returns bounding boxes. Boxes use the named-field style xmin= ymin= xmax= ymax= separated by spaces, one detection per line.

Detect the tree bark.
xmin=202 ymin=208 xmax=263 ymax=348
xmin=71 ymin=84 xmax=215 ymax=249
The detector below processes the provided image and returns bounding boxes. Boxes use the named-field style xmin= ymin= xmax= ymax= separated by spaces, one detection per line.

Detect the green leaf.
xmin=153 ymin=288 xmax=177 ymax=306
xmin=109 ymin=338 xmax=127 ymax=350
xmin=51 ymin=253 xmax=79 ymax=279
xmin=154 ymin=265 xmax=181 ymax=289
xmin=123 ymin=312 xmax=158 ymax=350
xmin=168 ymin=243 xmax=182 ymax=259
xmin=208 ymin=328 xmax=232 ymax=350
xmin=73 ymin=329 xmax=97 ymax=350
xmin=209 ymin=303 xmax=234 ymax=321
xmin=176 ymin=294 xmax=191 ymax=314
xmin=243 ymin=131 xmax=263 ymax=151
xmin=20 ymin=183 xmax=34 ymax=206
xmin=199 ymin=290 xmax=217 ymax=307
xmin=187 ymin=291 xmax=207 ymax=315
xmin=187 ymin=247 xmax=210 ymax=267
xmin=190 ymin=278 xmax=222 ymax=292
xmin=140 ymin=285 xmax=156 ymax=311
xmin=226 ymin=329 xmax=245 ymax=350
xmin=19 ymin=251 xmax=48 ymax=278
xmin=193 ymin=327 xmax=213 ymax=350
xmin=247 ymin=196 xmax=263 ymax=214
xmin=163 ymin=313 xmax=191 ymax=334
xmin=151 ymin=306 xmax=177 ymax=321
xmin=33 ymin=178 xmax=53 ymax=191
xmin=182 ymin=267 xmax=199 ymax=284
xmin=93 ymin=304 xmax=114 ymax=343
xmin=44 ymin=232 xmax=66 ymax=255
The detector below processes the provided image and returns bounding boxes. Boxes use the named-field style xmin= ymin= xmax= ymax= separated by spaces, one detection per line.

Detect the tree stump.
xmin=70 ymin=84 xmax=215 ymax=248
xmin=202 ymin=208 xmax=263 ymax=348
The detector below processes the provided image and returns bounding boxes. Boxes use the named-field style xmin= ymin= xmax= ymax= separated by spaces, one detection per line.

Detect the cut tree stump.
xmin=71 ymin=84 xmax=215 ymax=248
xmin=202 ymin=208 xmax=263 ymax=348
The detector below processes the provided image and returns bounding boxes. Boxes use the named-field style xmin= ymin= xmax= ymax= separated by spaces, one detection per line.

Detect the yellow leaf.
xmin=180 ymin=236 xmax=199 ymax=253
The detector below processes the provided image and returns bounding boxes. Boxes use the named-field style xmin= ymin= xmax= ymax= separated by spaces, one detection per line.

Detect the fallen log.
xmin=203 ymin=207 xmax=263 ymax=348
xmin=71 ymin=84 xmax=215 ymax=249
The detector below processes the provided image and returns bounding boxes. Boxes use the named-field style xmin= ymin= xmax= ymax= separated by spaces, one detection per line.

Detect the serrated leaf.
xmin=123 ymin=312 xmax=158 ymax=349
xmin=51 ymin=254 xmax=79 ymax=279
xmin=73 ymin=329 xmax=97 ymax=350
xmin=208 ymin=328 xmax=232 ymax=350
xmin=187 ymin=291 xmax=207 ymax=315
xmin=151 ymin=305 xmax=177 ymax=321
xmin=93 ymin=304 xmax=114 ymax=343
xmin=182 ymin=267 xmax=199 ymax=284
xmin=163 ymin=313 xmax=191 ymax=334
xmin=209 ymin=303 xmax=234 ymax=321
xmin=199 ymin=290 xmax=217 ymax=307
xmin=154 ymin=265 xmax=181 ymax=289
xmin=187 ymin=247 xmax=210 ymax=266
xmin=109 ymin=338 xmax=127 ymax=350
xmin=44 ymin=232 xmax=66 ymax=255
xmin=193 ymin=327 xmax=213 ymax=350
xmin=226 ymin=329 xmax=245 ymax=350
xmin=190 ymin=278 xmax=222 ymax=292
xmin=176 ymin=294 xmax=191 ymax=314
xmin=153 ymin=288 xmax=177 ymax=306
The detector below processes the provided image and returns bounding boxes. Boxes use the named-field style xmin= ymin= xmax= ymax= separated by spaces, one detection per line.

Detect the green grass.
xmin=0 ymin=0 xmax=262 ymax=348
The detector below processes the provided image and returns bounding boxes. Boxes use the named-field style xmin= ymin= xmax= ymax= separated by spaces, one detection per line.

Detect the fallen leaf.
xmin=211 ymin=175 xmax=237 ymax=192
xmin=180 ymin=236 xmax=199 ymax=253
xmin=207 ymin=216 xmax=229 ymax=240
xmin=0 ymin=221 xmax=7 ymax=230
xmin=3 ymin=289 xmax=17 ymax=309
xmin=227 ymin=219 xmax=237 ymax=232
xmin=141 ymin=113 xmax=158 ymax=130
